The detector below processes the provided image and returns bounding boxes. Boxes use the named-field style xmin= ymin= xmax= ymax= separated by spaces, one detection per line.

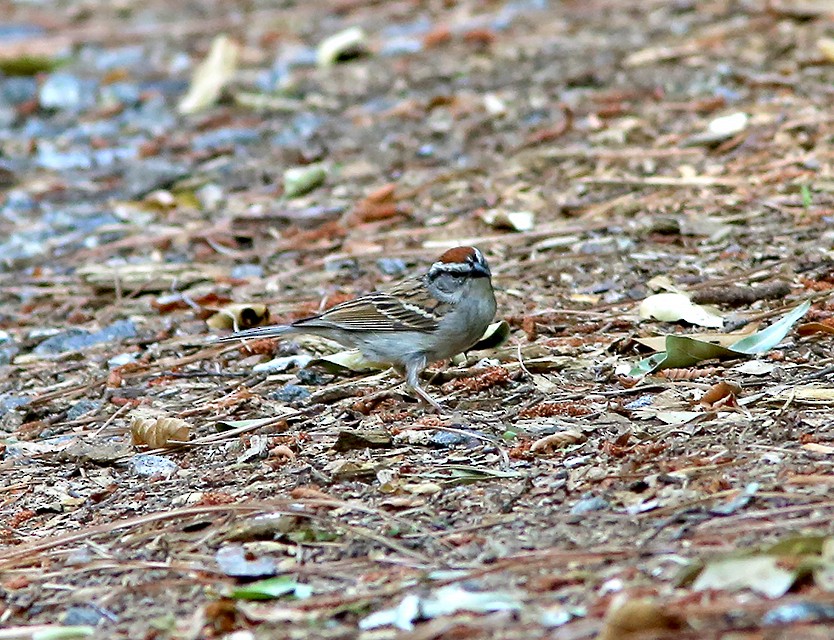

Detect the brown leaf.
xmin=131 ymin=414 xmax=191 ymax=448
xmin=530 ymin=430 xmax=586 ymax=454
xmin=350 ymin=183 xmax=401 ymax=223
xmin=797 ymin=322 xmax=834 ymax=337
xmin=206 ymin=304 xmax=270 ymax=330
xmin=700 ymin=380 xmax=742 ymax=408
xmin=599 ymin=598 xmax=684 ymax=640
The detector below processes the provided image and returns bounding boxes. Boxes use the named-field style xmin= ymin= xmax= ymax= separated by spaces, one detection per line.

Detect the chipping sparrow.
xmin=217 ymin=246 xmax=497 ymax=411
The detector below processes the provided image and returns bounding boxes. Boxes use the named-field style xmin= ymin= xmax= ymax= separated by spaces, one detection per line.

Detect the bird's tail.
xmin=214 ymin=324 xmax=293 ymax=343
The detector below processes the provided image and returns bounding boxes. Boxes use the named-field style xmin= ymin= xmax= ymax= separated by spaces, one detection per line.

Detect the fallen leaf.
xmin=629 ymin=301 xmax=810 ymax=376
xmin=317 ymin=27 xmax=368 ymax=67
xmin=206 ymin=304 xmax=270 ymax=330
xmin=231 ymin=576 xmax=313 ymax=600
xmin=639 ymin=293 xmax=723 ymax=328
xmin=359 ymin=584 xmax=521 ymax=631
xmin=131 ymin=414 xmax=191 ymax=448
xmin=283 ymin=164 xmax=327 ymax=198
xmin=598 ymin=598 xmax=684 ymax=640
xmin=479 ymin=209 xmax=535 ymax=232
xmin=693 ymin=556 xmax=798 ymax=598
xmin=700 ymin=381 xmax=742 ymax=408
xmin=178 ymin=35 xmax=239 ymax=115
xmin=530 ymin=430 xmax=586 ymax=453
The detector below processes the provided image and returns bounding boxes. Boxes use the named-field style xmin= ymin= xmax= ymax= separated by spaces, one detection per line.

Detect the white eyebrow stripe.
xmin=429 ymin=262 xmax=471 ymax=276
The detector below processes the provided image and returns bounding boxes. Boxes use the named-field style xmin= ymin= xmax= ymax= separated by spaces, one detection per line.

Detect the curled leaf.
xmin=308 ymin=349 xmax=386 ymax=373
xmin=470 ymin=320 xmax=511 ymax=351
xmin=283 ymin=164 xmax=326 ymax=198
xmin=206 ymin=304 xmax=270 ymax=330
xmin=131 ymin=414 xmax=191 ymax=448
xmin=530 ymin=430 xmax=586 ymax=453
xmin=317 ymin=27 xmax=368 ymax=67
xmin=628 ymin=301 xmax=810 ymax=376
xmin=479 ymin=209 xmax=535 ymax=232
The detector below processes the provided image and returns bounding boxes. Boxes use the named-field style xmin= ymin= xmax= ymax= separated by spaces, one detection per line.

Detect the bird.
xmin=216 ymin=246 xmax=497 ymax=411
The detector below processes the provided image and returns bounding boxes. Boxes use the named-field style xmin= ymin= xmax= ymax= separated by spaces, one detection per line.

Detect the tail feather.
xmin=215 ymin=324 xmax=292 ymax=342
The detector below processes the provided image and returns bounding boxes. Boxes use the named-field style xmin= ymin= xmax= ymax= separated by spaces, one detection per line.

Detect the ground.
xmin=2 ymin=0 xmax=834 ymax=638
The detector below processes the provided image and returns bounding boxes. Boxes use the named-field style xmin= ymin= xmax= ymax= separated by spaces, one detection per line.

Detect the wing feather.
xmin=293 ymin=279 xmax=444 ymax=332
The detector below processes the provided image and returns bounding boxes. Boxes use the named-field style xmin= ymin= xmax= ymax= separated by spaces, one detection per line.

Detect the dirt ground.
xmin=2 ymin=0 xmax=834 ymax=638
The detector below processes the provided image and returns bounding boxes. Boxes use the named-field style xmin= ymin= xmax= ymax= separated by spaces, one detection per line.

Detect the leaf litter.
xmin=2 ymin=1 xmax=834 ymax=638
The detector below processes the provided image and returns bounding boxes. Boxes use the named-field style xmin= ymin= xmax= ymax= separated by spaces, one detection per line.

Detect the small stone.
xmin=108 ymin=352 xmax=138 ymax=368
xmin=569 ymin=494 xmax=609 ymax=515
xmin=33 ymin=320 xmax=137 ymax=355
xmin=296 ymin=368 xmax=330 ymax=386
xmin=129 ymin=454 xmax=179 ymax=477
xmin=215 ymin=544 xmax=278 ymax=578
xmin=39 ymin=73 xmax=97 ymax=111
xmin=67 ymin=399 xmax=101 ymax=421
xmin=62 ymin=604 xmax=111 ymax=626
xmin=0 ymin=394 xmax=29 ymax=417
xmin=270 ymin=384 xmax=311 ymax=403
xmin=376 ymin=257 xmax=407 ymax=275
xmin=230 ymin=264 xmax=264 ymax=279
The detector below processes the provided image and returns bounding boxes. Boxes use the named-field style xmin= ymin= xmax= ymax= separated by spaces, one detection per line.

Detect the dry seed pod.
xmin=206 ymin=304 xmax=270 ymax=330
xmin=530 ymin=430 xmax=586 ymax=454
xmin=131 ymin=415 xmax=191 ymax=448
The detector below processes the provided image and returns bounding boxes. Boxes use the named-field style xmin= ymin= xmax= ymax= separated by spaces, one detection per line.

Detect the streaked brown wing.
xmin=294 ymin=279 xmax=441 ymax=332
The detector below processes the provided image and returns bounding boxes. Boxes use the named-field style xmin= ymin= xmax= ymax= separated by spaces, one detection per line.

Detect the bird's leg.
xmin=395 ymin=360 xmax=444 ymax=413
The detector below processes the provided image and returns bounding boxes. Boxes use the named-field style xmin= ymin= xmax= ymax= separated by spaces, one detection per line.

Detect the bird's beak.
xmin=471 ymin=261 xmax=491 ymax=278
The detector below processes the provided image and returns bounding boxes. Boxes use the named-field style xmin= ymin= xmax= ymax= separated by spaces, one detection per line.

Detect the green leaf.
xmin=32 ymin=628 xmax=95 ymax=640
xmin=629 ymin=301 xmax=811 ymax=376
xmin=231 ymin=576 xmax=313 ymax=600
xmin=801 ymin=184 xmax=812 ymax=209
xmin=765 ymin=535 xmax=827 ymax=556
xmin=729 ymin=301 xmax=811 ymax=354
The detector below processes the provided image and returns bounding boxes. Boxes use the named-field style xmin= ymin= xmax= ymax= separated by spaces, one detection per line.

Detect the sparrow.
xmin=217 ymin=246 xmax=497 ymax=411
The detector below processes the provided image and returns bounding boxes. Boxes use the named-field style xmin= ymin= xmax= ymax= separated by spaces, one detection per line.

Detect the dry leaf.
xmin=599 ymin=598 xmax=684 ymax=640
xmin=801 ymin=442 xmax=834 ymax=455
xmin=178 ymin=35 xmax=240 ymax=115
xmin=206 ymin=304 xmax=270 ymax=330
xmin=350 ymin=183 xmax=400 ymax=223
xmin=639 ymin=293 xmax=723 ymax=328
xmin=479 ymin=209 xmax=535 ymax=232
xmin=131 ymin=415 xmax=191 ymax=448
xmin=700 ymin=380 xmax=742 ymax=408
xmin=270 ymin=445 xmax=296 ymax=460
xmin=317 ymin=27 xmax=368 ymax=67
xmin=530 ymin=430 xmax=586 ymax=454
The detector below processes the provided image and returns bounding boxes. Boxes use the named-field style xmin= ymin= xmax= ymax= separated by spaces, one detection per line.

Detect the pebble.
xmin=215 ymin=544 xmax=278 ymax=578
xmin=129 ymin=454 xmax=179 ymax=477
xmin=270 ymin=384 xmax=311 ymax=403
xmin=34 ymin=319 xmax=137 ymax=355
xmin=39 ymin=73 xmax=97 ymax=111
xmin=569 ymin=494 xmax=609 ymax=515
xmin=62 ymin=604 xmax=112 ymax=626
xmin=376 ymin=257 xmax=407 ymax=275
xmin=230 ymin=264 xmax=264 ymax=279
xmin=67 ymin=399 xmax=101 ymax=421
xmin=296 ymin=368 xmax=330 ymax=386
xmin=0 ymin=394 xmax=29 ymax=417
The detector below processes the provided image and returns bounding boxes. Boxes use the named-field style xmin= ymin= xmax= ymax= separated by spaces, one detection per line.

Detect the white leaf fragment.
xmin=359 ymin=584 xmax=522 ymax=631
xmin=639 ymin=293 xmax=723 ymax=328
